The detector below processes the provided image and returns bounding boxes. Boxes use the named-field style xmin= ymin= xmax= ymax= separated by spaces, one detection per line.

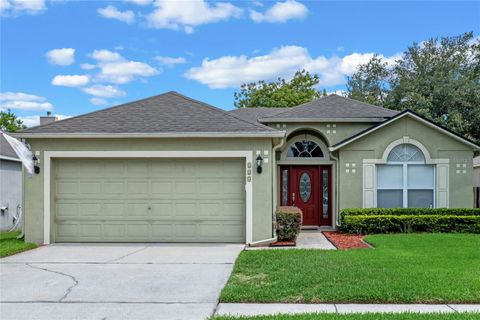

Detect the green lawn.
xmin=221 ymin=233 xmax=480 ymax=303
xmin=0 ymin=231 xmax=37 ymax=258
xmin=212 ymin=313 xmax=480 ymax=320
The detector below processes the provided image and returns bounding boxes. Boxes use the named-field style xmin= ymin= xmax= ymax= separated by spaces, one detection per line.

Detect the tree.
xmin=347 ymin=32 xmax=480 ymax=144
xmin=234 ymin=70 xmax=321 ymax=108
xmin=0 ymin=110 xmax=26 ymax=132
xmin=346 ymin=54 xmax=391 ymax=106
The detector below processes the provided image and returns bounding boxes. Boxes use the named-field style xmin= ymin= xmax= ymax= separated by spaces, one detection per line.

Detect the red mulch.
xmin=323 ymin=231 xmax=371 ymax=250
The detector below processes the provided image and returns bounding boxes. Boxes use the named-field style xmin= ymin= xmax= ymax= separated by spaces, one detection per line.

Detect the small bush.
xmin=340 ymin=213 xmax=480 ymax=234
xmin=276 ymin=206 xmax=302 ymax=241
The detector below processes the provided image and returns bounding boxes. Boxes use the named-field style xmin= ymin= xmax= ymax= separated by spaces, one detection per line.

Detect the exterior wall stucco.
xmin=23 ymin=137 xmax=275 ymax=244
xmin=337 ymin=116 xmax=475 ymax=210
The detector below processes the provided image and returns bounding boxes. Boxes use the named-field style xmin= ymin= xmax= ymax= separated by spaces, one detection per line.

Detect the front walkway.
xmin=0 ymin=243 xmax=244 ymax=320
xmin=215 ymin=303 xmax=480 ymax=316
xmin=247 ymin=231 xmax=336 ymax=250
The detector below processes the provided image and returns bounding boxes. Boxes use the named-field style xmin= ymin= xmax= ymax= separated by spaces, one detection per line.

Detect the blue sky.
xmin=1 ymin=0 xmax=479 ymax=126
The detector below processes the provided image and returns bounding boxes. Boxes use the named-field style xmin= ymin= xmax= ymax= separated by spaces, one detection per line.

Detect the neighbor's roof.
xmin=257 ymin=94 xmax=398 ymax=122
xmin=0 ymin=134 xmax=20 ymax=161
xmin=229 ymin=107 xmax=286 ymax=123
xmin=474 ymin=156 xmax=480 ymax=168
xmin=16 ymin=91 xmax=283 ymax=138
xmin=330 ymin=109 xmax=480 ymax=151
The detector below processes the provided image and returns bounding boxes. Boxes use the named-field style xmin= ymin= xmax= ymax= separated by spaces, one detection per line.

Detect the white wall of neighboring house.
xmin=0 ymin=159 xmax=23 ymax=231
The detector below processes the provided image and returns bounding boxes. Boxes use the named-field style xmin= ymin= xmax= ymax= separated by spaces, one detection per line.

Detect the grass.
xmin=212 ymin=313 xmax=480 ymax=320
xmin=221 ymin=233 xmax=480 ymax=304
xmin=0 ymin=231 xmax=37 ymax=258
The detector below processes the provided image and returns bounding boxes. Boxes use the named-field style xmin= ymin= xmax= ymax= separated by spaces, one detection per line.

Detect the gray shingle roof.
xmin=0 ymin=134 xmax=19 ymax=159
xmin=229 ymin=107 xmax=286 ymax=123
xmin=20 ymin=91 xmax=278 ymax=135
xmin=258 ymin=94 xmax=398 ymax=122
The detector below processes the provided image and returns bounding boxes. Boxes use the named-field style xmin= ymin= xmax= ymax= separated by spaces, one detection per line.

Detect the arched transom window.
xmin=377 ymin=143 xmax=434 ymax=208
xmin=286 ymin=140 xmax=324 ymax=158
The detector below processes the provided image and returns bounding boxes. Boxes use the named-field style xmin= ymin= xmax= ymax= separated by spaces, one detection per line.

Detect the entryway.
xmin=280 ymin=165 xmax=332 ymax=227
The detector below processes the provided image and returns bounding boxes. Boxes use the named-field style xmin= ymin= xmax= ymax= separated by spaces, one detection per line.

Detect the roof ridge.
xmin=21 ymin=92 xmax=177 ymax=133
xmin=168 ymin=91 xmax=277 ymax=132
xmin=331 ymin=94 xmax=395 ymax=113
xmin=259 ymin=95 xmax=329 ymax=119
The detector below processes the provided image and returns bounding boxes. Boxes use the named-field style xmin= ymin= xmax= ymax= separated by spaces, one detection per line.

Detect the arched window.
xmin=286 ymin=140 xmax=324 ymax=158
xmin=377 ymin=143 xmax=434 ymax=208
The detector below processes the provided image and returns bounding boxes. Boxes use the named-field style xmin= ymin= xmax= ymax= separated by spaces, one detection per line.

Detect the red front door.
xmin=280 ymin=165 xmax=332 ymax=226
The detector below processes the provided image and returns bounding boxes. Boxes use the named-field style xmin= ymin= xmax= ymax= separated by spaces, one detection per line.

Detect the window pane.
xmin=377 ymin=190 xmax=403 ymax=208
xmin=408 ymin=190 xmax=434 ymax=208
xmin=299 ymin=172 xmax=311 ymax=202
xmin=387 ymin=144 xmax=425 ymax=162
xmin=408 ymin=165 xmax=434 ymax=189
xmin=281 ymin=170 xmax=288 ymax=206
xmin=322 ymin=169 xmax=329 ymax=219
xmin=377 ymin=165 xmax=403 ymax=188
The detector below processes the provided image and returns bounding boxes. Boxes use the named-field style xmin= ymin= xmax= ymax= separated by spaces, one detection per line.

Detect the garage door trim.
xmin=43 ymin=151 xmax=253 ymax=245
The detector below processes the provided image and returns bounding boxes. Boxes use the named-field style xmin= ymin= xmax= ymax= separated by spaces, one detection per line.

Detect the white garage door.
xmin=54 ymin=158 xmax=245 ymax=243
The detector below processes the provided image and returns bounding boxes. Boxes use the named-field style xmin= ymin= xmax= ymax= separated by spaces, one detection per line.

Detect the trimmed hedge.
xmin=276 ymin=206 xmax=302 ymax=241
xmin=340 ymin=208 xmax=480 ymax=234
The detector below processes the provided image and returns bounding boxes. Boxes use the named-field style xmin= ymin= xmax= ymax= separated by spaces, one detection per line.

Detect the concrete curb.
xmin=215 ymin=303 xmax=480 ymax=317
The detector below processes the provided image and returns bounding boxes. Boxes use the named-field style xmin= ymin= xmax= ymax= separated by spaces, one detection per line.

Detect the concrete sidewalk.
xmin=215 ymin=303 xmax=480 ymax=317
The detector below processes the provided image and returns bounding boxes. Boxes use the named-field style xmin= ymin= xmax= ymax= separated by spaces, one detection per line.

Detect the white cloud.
xmin=1 ymin=0 xmax=46 ymax=16
xmin=250 ymin=0 xmax=308 ymax=23
xmin=80 ymin=63 xmax=96 ymax=70
xmin=185 ymin=45 xmax=399 ymax=89
xmin=98 ymin=5 xmax=135 ymax=24
xmin=154 ymin=56 xmax=186 ymax=66
xmin=82 ymin=85 xmax=126 ymax=98
xmin=20 ymin=114 xmax=72 ymax=127
xmin=90 ymin=49 xmax=123 ymax=62
xmin=124 ymin=0 xmax=152 ymax=5
xmin=89 ymin=49 xmax=158 ymax=84
xmin=46 ymin=48 xmax=75 ymax=66
xmin=146 ymin=0 xmax=243 ymax=33
xmin=0 ymin=91 xmax=53 ymax=111
xmin=51 ymin=74 xmax=90 ymax=87
xmin=90 ymin=97 xmax=109 ymax=106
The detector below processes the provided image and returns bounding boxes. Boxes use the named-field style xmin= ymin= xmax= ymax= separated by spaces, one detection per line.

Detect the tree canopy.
xmin=346 ymin=32 xmax=480 ymax=144
xmin=234 ymin=70 xmax=321 ymax=109
xmin=0 ymin=110 xmax=26 ymax=132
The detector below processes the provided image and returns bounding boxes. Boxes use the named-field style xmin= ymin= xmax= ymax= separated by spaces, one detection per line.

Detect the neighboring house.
xmin=0 ymin=134 xmax=22 ymax=231
xmin=474 ymin=156 xmax=480 ymax=208
xmin=14 ymin=92 xmax=480 ymax=245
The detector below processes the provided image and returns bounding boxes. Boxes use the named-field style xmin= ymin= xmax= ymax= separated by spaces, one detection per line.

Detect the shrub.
xmin=340 ymin=212 xmax=480 ymax=234
xmin=276 ymin=206 xmax=303 ymax=241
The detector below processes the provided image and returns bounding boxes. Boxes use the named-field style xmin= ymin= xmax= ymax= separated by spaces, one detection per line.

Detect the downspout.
xmin=329 ymin=151 xmax=340 ymax=227
xmin=271 ymin=136 xmax=286 ymax=237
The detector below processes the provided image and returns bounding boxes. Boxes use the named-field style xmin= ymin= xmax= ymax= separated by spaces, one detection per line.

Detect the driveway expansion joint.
xmin=26 ymin=263 xmax=79 ymax=302
xmin=106 ymin=246 xmax=149 ymax=263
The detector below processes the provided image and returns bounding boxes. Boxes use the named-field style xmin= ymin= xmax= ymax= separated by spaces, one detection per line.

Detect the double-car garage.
xmin=53 ymin=157 xmax=246 ymax=243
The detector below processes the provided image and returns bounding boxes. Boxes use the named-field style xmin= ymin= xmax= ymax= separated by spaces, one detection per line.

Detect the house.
xmin=14 ymin=92 xmax=480 ymax=245
xmin=0 ymin=134 xmax=22 ymax=231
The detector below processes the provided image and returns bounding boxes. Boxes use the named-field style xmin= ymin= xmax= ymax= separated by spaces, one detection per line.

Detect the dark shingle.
xmin=258 ymin=94 xmax=398 ymax=121
xmin=21 ymin=91 xmax=277 ymax=135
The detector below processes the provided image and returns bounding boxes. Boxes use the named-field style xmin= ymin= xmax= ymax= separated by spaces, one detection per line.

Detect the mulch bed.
xmin=323 ymin=231 xmax=371 ymax=250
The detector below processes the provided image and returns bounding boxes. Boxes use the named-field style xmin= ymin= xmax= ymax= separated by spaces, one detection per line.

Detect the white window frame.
xmin=363 ymin=136 xmax=449 ymax=209
xmin=376 ymin=162 xmax=436 ymax=208
xmin=42 ymin=150 xmax=253 ymax=245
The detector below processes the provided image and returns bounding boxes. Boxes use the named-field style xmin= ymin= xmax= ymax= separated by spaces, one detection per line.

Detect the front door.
xmin=280 ymin=165 xmax=332 ymax=226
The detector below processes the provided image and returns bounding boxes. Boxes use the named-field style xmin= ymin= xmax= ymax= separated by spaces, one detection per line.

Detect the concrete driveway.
xmin=0 ymin=243 xmax=244 ymax=320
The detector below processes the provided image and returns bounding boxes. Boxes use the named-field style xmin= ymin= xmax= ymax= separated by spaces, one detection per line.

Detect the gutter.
xmin=258 ymin=117 xmax=388 ymax=123
xmin=0 ymin=155 xmax=22 ymax=162
xmin=271 ymin=137 xmax=286 ymax=238
xmin=329 ymin=151 xmax=341 ymax=227
xmin=12 ymin=131 xmax=286 ymax=139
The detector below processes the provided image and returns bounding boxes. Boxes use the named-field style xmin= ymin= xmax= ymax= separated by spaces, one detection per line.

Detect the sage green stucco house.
xmin=16 ymin=91 xmax=479 ymax=245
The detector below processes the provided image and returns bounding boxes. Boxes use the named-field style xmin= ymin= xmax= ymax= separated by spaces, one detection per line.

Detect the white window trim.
xmin=363 ymin=137 xmax=449 ymax=208
xmin=42 ymin=150 xmax=253 ymax=245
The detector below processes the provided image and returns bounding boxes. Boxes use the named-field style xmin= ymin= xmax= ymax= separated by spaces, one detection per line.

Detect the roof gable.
xmin=19 ymin=91 xmax=281 ymax=137
xmin=330 ymin=110 xmax=480 ymax=151
xmin=258 ymin=94 xmax=398 ymax=122
xmin=0 ymin=134 xmax=20 ymax=160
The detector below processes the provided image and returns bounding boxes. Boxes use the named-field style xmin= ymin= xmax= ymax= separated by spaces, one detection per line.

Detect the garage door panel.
xmin=54 ymin=158 xmax=245 ymax=243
